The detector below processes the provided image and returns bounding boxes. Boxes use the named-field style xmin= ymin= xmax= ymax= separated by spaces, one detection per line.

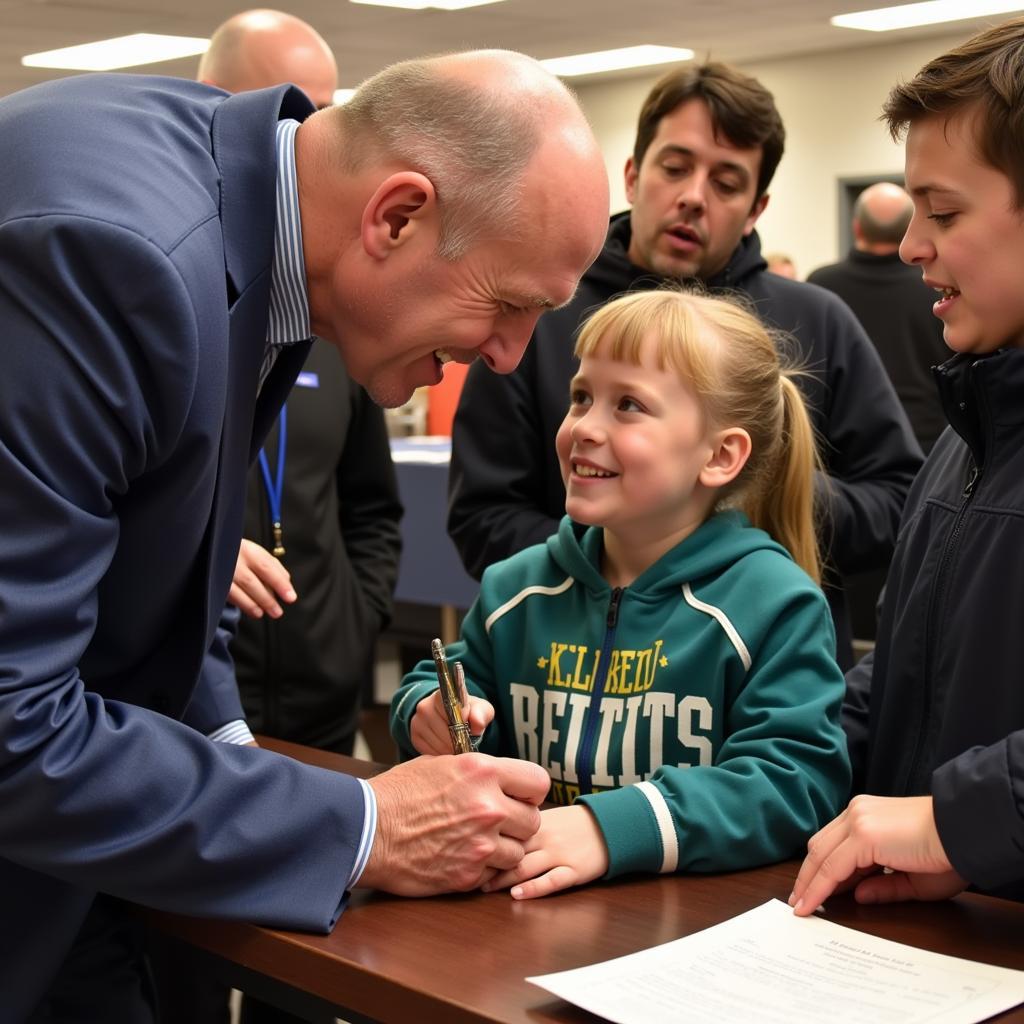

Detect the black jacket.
xmin=844 ymin=349 xmax=1024 ymax=898
xmin=233 ymin=340 xmax=403 ymax=753
xmin=808 ymin=250 xmax=950 ymax=453
xmin=448 ymin=215 xmax=923 ymax=669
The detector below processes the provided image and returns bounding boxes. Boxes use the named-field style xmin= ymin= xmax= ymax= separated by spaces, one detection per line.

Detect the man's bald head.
xmin=330 ymin=48 xmax=604 ymax=259
xmin=199 ymin=9 xmax=337 ymax=109
xmin=296 ymin=49 xmax=608 ymax=406
xmin=853 ymin=182 xmax=914 ymax=252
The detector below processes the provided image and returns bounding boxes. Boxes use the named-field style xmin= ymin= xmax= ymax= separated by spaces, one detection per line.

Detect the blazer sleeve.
xmin=0 ymin=215 xmax=364 ymax=932
xmin=186 ymin=605 xmax=247 ymax=734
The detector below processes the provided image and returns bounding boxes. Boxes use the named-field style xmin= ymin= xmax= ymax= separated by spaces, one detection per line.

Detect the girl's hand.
xmin=409 ymin=689 xmax=494 ymax=756
xmin=482 ymin=804 xmax=609 ymax=899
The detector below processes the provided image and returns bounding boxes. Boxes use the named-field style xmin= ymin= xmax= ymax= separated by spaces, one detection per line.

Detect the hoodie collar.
xmin=548 ymin=510 xmax=786 ymax=596
xmin=601 ymin=211 xmax=766 ymax=292
xmin=934 ymin=347 xmax=1024 ymax=469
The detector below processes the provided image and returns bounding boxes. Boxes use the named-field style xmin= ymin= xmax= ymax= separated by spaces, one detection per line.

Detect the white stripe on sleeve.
xmin=634 ymin=781 xmax=679 ymax=873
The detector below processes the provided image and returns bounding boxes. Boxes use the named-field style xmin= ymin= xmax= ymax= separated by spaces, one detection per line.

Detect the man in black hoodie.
xmin=448 ymin=61 xmax=923 ymax=670
xmin=808 ymin=182 xmax=949 ymax=455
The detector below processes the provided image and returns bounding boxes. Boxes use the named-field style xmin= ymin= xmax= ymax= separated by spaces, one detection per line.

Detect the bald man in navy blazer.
xmin=0 ymin=55 xmax=610 ymax=1020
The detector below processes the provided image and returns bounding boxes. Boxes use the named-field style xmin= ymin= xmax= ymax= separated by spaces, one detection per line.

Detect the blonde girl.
xmin=392 ymin=289 xmax=850 ymax=899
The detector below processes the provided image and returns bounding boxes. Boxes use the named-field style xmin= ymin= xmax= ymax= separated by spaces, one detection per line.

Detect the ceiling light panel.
xmin=541 ymin=45 xmax=694 ymax=78
xmin=22 ymin=34 xmax=211 ymax=70
xmin=349 ymin=0 xmax=505 ymax=9
xmin=832 ymin=0 xmax=1024 ymax=32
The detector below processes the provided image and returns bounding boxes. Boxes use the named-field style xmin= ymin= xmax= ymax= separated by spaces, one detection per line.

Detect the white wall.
xmin=575 ymin=30 xmax=974 ymax=279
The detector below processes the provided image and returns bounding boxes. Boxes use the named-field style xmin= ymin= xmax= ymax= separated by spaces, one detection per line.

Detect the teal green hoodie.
xmin=391 ymin=512 xmax=850 ymax=878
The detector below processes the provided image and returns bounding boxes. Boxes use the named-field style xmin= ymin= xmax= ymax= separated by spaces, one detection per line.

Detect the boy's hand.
xmin=228 ymin=538 xmax=297 ymax=619
xmin=790 ymin=795 xmax=966 ymax=916
xmin=482 ymin=804 xmax=609 ymax=899
xmin=410 ymin=689 xmax=494 ymax=756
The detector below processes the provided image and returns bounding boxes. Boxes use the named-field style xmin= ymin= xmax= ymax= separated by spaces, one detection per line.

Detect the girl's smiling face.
xmin=555 ymin=334 xmax=718 ymax=557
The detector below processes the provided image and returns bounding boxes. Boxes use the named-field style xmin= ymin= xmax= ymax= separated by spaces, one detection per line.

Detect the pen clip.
xmin=453 ymin=660 xmax=468 ymax=708
xmin=430 ymin=637 xmax=474 ymax=754
xmin=453 ymin=661 xmax=480 ymax=752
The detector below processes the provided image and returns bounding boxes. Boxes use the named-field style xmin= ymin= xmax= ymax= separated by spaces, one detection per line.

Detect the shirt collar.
xmin=267 ymin=119 xmax=311 ymax=348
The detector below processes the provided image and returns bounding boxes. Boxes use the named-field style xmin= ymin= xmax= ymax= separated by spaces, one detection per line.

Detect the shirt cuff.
xmin=346 ymin=778 xmax=378 ymax=890
xmin=207 ymin=720 xmax=256 ymax=745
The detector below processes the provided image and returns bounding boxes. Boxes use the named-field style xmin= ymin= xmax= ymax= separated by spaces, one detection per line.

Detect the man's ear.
xmin=699 ymin=428 xmax=752 ymax=489
xmin=361 ymin=171 xmax=437 ymax=260
xmin=624 ymin=156 xmax=639 ymax=205
xmin=743 ymin=193 xmax=769 ymax=237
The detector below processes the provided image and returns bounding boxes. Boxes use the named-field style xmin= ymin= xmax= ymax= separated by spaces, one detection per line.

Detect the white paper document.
xmin=527 ymin=899 xmax=1024 ymax=1024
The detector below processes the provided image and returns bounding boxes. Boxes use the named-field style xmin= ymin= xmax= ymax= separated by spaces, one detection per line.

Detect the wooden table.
xmin=142 ymin=738 xmax=1024 ymax=1024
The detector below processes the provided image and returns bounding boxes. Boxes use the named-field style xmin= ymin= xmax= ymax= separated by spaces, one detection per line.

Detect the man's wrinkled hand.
xmin=357 ymin=754 xmax=548 ymax=896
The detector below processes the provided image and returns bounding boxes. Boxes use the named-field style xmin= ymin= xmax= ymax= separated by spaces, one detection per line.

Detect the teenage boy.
xmin=792 ymin=17 xmax=1024 ymax=915
xmin=448 ymin=61 xmax=923 ymax=671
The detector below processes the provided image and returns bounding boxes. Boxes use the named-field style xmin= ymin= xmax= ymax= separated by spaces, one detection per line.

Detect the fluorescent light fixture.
xmin=333 ymin=88 xmax=357 ymax=105
xmin=540 ymin=45 xmax=694 ymax=78
xmin=832 ymin=0 xmax=1024 ymax=32
xmin=22 ymin=33 xmax=210 ymax=70
xmin=349 ymin=0 xmax=505 ymax=9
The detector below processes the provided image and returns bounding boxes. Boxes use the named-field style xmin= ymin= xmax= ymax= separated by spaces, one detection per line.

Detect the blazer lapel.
xmin=200 ymin=84 xmax=316 ymax=643
xmin=251 ymin=341 xmax=313 ymax=460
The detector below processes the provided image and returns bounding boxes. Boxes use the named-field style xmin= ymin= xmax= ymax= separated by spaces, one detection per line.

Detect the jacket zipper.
xmin=576 ymin=587 xmax=623 ymax=795
xmin=902 ymin=460 xmax=981 ymax=793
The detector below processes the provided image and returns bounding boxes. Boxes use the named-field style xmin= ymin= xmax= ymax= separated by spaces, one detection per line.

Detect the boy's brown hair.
xmin=633 ymin=62 xmax=785 ymax=201
xmin=883 ymin=16 xmax=1024 ymax=205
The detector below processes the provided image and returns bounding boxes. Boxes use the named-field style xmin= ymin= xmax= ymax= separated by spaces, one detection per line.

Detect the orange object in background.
xmin=426 ymin=361 xmax=469 ymax=436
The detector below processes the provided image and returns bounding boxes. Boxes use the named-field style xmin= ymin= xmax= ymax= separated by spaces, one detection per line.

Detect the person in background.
xmin=448 ymin=60 xmax=923 ymax=673
xmin=792 ymin=16 xmax=1024 ymax=917
xmin=198 ymin=8 xmax=338 ymax=109
xmin=765 ymin=251 xmax=798 ymax=279
xmin=0 ymin=49 xmax=609 ymax=1021
xmin=808 ymin=182 xmax=951 ymax=645
xmin=393 ymin=290 xmax=850 ymax=899
xmin=808 ymin=182 xmax=950 ymax=454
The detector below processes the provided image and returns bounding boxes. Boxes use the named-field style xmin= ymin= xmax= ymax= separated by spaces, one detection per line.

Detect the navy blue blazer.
xmin=0 ymin=74 xmax=366 ymax=1016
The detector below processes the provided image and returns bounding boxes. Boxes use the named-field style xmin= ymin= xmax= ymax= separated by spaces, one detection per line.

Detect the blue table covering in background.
xmin=390 ymin=437 xmax=479 ymax=611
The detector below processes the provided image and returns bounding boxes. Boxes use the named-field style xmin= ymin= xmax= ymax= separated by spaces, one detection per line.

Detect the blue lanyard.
xmin=258 ymin=404 xmax=287 ymax=556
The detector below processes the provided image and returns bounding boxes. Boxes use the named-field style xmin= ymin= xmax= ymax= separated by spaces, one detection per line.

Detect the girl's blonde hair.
xmin=574 ymin=289 xmax=824 ymax=584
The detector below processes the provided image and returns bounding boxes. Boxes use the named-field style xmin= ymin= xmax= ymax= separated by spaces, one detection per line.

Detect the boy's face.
xmin=902 ymin=111 xmax=1024 ymax=354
